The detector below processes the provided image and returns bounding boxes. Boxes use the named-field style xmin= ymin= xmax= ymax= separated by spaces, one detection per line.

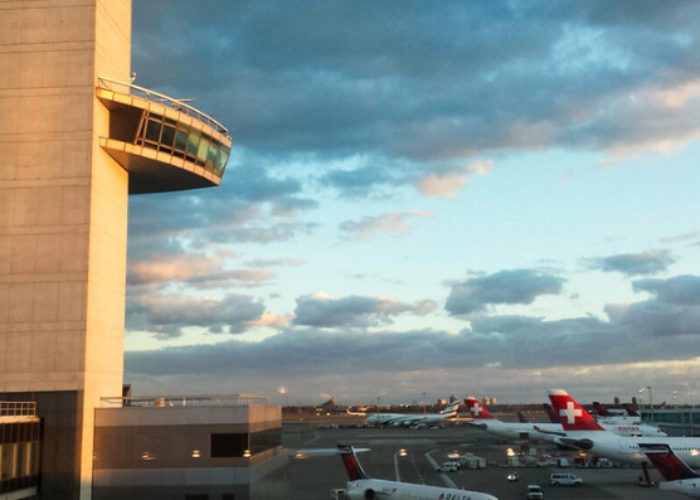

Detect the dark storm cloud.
xmin=126 ymin=293 xmax=265 ymax=338
xmin=132 ymin=1 xmax=700 ymax=165
xmin=293 ymin=294 xmax=437 ymax=328
xmin=445 ymin=269 xmax=565 ymax=315
xmin=584 ymin=250 xmax=675 ymax=276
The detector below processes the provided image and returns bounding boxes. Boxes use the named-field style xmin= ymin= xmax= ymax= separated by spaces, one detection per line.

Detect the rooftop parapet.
xmin=101 ymin=394 xmax=270 ymax=408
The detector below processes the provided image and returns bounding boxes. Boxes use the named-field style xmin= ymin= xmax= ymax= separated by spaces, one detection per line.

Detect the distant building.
xmin=0 ymin=2 xmax=282 ymax=498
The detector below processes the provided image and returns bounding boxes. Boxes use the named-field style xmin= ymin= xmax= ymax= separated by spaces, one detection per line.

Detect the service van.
xmin=549 ymin=472 xmax=582 ymax=486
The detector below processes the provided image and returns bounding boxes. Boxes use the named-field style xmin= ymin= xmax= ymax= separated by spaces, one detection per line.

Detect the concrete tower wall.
xmin=0 ymin=1 xmax=131 ymax=497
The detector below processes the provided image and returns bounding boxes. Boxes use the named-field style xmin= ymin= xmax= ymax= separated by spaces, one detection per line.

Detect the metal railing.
xmin=0 ymin=401 xmax=36 ymax=417
xmin=98 ymin=76 xmax=230 ymax=138
xmin=101 ymin=394 xmax=269 ymax=408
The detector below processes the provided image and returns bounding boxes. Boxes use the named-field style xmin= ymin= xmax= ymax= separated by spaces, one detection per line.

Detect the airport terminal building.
xmin=0 ymin=1 xmax=284 ymax=498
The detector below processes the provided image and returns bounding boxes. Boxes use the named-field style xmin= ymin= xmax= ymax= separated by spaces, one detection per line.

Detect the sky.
xmin=124 ymin=0 xmax=700 ymax=406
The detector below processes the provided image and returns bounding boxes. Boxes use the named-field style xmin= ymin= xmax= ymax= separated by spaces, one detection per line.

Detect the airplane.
xmin=465 ymin=397 xmax=561 ymax=441
xmin=296 ymin=444 xmax=498 ymax=500
xmin=593 ymin=401 xmax=642 ymax=424
xmin=541 ymin=389 xmax=700 ymax=470
xmin=366 ymin=400 xmax=461 ymax=428
xmin=641 ymin=443 xmax=700 ymax=497
xmin=465 ymin=396 xmax=663 ymax=442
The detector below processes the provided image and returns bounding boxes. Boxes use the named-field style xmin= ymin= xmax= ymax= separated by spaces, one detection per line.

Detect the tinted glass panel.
xmin=187 ymin=134 xmax=200 ymax=156
xmin=175 ymin=130 xmax=188 ymax=151
xmin=161 ymin=125 xmax=176 ymax=147
xmin=145 ymin=120 xmax=161 ymax=142
xmin=197 ymin=139 xmax=209 ymax=161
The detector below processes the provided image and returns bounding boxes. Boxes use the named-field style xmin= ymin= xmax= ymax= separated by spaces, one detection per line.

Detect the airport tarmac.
xmin=255 ymin=422 xmax=686 ymax=499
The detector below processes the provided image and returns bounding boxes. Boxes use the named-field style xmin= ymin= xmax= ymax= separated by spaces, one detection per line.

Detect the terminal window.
xmin=210 ymin=433 xmax=247 ymax=458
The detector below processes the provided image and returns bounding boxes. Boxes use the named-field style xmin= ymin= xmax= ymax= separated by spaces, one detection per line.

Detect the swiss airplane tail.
xmin=465 ymin=397 xmax=495 ymax=419
xmin=548 ymin=389 xmax=604 ymax=431
xmin=543 ymin=403 xmax=560 ymax=424
xmin=337 ymin=444 xmax=370 ymax=481
xmin=639 ymin=443 xmax=700 ymax=481
xmin=517 ymin=411 xmax=529 ymax=423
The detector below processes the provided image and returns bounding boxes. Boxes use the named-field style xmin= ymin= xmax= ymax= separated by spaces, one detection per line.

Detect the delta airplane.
xmin=542 ymin=389 xmax=700 ymax=468
xmin=641 ymin=443 xmax=700 ymax=497
xmin=297 ymin=444 xmax=498 ymax=500
xmin=366 ymin=400 xmax=461 ymax=427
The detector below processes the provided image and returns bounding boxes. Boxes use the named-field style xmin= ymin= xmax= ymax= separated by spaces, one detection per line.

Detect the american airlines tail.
xmin=465 ymin=397 xmax=495 ymax=419
xmin=548 ymin=389 xmax=605 ymax=431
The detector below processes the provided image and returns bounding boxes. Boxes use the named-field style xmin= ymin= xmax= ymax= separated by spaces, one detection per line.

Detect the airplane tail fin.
xmin=440 ymin=400 xmax=461 ymax=416
xmin=517 ymin=411 xmax=529 ymax=423
xmin=624 ymin=403 xmax=640 ymax=417
xmin=543 ymin=403 xmax=560 ymax=424
xmin=639 ymin=443 xmax=700 ymax=481
xmin=592 ymin=401 xmax=611 ymax=417
xmin=337 ymin=444 xmax=370 ymax=481
xmin=465 ymin=397 xmax=495 ymax=419
xmin=548 ymin=389 xmax=604 ymax=431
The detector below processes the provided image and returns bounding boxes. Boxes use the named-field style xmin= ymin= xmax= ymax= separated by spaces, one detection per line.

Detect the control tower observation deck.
xmin=0 ymin=1 xmax=232 ymax=498
xmin=96 ymin=76 xmax=232 ymax=194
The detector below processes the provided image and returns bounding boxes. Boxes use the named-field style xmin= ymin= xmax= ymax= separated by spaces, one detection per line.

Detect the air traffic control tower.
xmin=1 ymin=1 xmax=231 ymax=498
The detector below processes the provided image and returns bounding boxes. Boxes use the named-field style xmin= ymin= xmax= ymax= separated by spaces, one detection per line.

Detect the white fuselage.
xmin=470 ymin=419 xmax=560 ymax=442
xmin=346 ymin=478 xmax=498 ymax=500
xmin=472 ymin=418 xmax=665 ymax=443
xmin=598 ymin=422 xmax=667 ymax=437
xmin=552 ymin=433 xmax=700 ymax=467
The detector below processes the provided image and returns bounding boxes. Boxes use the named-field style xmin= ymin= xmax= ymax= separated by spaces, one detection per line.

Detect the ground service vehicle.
xmin=549 ymin=472 xmax=582 ymax=486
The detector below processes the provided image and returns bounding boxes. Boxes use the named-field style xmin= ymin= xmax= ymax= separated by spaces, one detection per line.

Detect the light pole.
xmin=637 ymin=388 xmax=646 ymax=420
xmin=647 ymin=386 xmax=653 ymax=423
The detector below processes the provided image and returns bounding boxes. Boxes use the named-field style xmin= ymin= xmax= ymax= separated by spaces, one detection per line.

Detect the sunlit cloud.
xmin=339 ymin=210 xmax=434 ymax=240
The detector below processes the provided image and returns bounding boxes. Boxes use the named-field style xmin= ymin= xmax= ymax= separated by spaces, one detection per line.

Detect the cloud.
xmin=293 ymin=292 xmax=437 ymax=327
xmin=415 ymin=160 xmax=494 ymax=199
xmin=127 ymin=252 xmax=272 ymax=289
xmin=339 ymin=211 xmax=433 ymax=240
xmin=131 ymin=1 xmax=700 ymax=163
xmin=584 ymin=249 xmax=675 ymax=276
xmin=445 ymin=269 xmax=565 ymax=315
xmin=244 ymin=258 xmax=304 ymax=268
xmin=632 ymin=275 xmax=700 ymax=305
xmin=126 ymin=293 xmax=266 ymax=338
xmin=123 ymin=273 xmax=700 ymax=402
